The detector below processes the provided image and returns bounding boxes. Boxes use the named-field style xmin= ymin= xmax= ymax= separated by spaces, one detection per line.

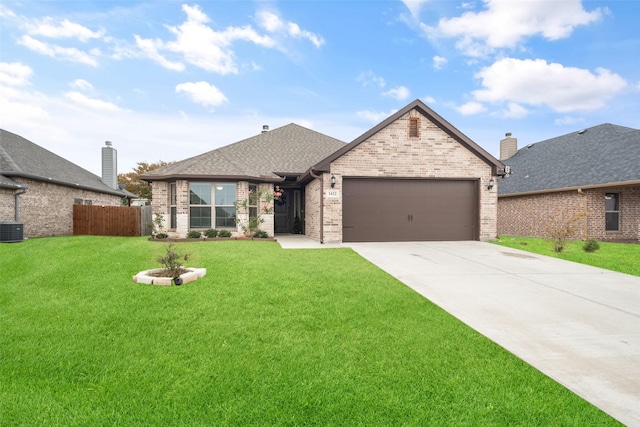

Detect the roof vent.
xmin=526 ymin=144 xmax=533 ymax=149
xmin=577 ymin=129 xmax=587 ymax=135
xmin=262 ymin=125 xmax=269 ymax=133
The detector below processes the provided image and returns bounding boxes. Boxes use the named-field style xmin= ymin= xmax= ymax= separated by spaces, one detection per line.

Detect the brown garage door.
xmin=342 ymin=178 xmax=478 ymax=242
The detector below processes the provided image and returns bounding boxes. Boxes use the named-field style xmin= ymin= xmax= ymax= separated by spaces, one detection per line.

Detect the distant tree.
xmin=118 ymin=161 xmax=173 ymax=200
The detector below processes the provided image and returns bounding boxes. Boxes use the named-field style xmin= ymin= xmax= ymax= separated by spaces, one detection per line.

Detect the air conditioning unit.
xmin=0 ymin=222 xmax=24 ymax=243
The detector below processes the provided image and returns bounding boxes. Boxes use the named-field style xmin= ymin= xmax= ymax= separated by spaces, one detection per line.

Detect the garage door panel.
xmin=343 ymin=178 xmax=478 ymax=242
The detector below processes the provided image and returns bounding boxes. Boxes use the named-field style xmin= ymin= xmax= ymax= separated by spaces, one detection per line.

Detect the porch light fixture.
xmin=487 ymin=178 xmax=495 ymax=190
xmin=330 ymin=174 xmax=336 ymax=188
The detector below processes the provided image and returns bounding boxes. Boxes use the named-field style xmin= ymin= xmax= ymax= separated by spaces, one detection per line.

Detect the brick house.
xmin=142 ymin=99 xmax=505 ymax=242
xmin=497 ymin=124 xmax=640 ymax=242
xmin=0 ymin=129 xmax=134 ymax=239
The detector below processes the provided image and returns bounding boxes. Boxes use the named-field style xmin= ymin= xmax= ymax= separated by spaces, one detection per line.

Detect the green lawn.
xmin=1 ymin=236 xmax=620 ymax=426
xmin=492 ymin=236 xmax=640 ymax=277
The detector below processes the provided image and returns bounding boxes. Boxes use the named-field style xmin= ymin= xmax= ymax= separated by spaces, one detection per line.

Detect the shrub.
xmin=204 ymin=229 xmax=218 ymax=238
xmin=155 ymin=233 xmax=168 ymax=239
xmin=542 ymin=208 xmax=588 ymax=252
xmin=218 ymin=230 xmax=232 ymax=238
xmin=187 ymin=231 xmax=202 ymax=238
xmin=583 ymin=238 xmax=601 ymax=253
xmin=157 ymin=243 xmax=190 ymax=278
xmin=252 ymin=230 xmax=269 ymax=239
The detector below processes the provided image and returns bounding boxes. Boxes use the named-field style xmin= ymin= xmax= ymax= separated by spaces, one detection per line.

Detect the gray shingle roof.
xmin=0 ymin=129 xmax=131 ymax=197
xmin=499 ymin=123 xmax=640 ymax=196
xmin=141 ymin=123 xmax=346 ymax=181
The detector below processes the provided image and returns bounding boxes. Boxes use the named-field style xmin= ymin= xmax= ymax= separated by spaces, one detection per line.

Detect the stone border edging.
xmin=132 ymin=268 xmax=207 ymax=286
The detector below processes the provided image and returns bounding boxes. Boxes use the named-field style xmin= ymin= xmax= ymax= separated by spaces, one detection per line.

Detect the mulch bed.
xmin=148 ymin=237 xmax=275 ymax=243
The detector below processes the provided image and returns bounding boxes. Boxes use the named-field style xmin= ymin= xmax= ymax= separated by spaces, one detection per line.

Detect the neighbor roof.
xmin=498 ymin=123 xmax=640 ymax=196
xmin=0 ymin=129 xmax=132 ymax=197
xmin=304 ymin=99 xmax=505 ymax=181
xmin=141 ymin=123 xmax=346 ymax=181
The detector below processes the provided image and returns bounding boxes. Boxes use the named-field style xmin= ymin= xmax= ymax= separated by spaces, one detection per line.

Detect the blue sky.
xmin=1 ymin=1 xmax=639 ymax=175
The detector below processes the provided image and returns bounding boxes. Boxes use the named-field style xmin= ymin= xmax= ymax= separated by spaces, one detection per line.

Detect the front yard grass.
xmin=0 ymin=236 xmax=620 ymax=426
xmin=492 ymin=236 xmax=640 ymax=277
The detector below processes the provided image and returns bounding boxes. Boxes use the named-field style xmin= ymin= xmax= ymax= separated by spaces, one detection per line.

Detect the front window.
xmin=169 ymin=182 xmax=177 ymax=229
xmin=189 ymin=183 xmax=237 ymax=229
xmin=189 ymin=183 xmax=212 ymax=228
xmin=605 ymin=193 xmax=620 ymax=231
xmin=215 ymin=184 xmax=237 ymax=228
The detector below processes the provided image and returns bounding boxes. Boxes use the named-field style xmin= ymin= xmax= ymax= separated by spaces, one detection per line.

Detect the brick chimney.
xmin=101 ymin=141 xmax=118 ymax=189
xmin=500 ymin=132 xmax=518 ymax=160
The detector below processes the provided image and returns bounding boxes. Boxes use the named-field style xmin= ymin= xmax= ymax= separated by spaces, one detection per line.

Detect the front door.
xmin=274 ymin=188 xmax=303 ymax=234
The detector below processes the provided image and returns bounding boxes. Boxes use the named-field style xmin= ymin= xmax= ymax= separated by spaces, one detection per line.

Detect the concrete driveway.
xmin=276 ymin=236 xmax=640 ymax=424
xmin=342 ymin=241 xmax=640 ymax=426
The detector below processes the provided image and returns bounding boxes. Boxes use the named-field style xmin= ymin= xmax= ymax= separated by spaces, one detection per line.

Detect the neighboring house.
xmin=497 ymin=124 xmax=640 ymax=241
xmin=0 ymin=129 xmax=135 ymax=239
xmin=143 ymin=99 xmax=505 ymax=243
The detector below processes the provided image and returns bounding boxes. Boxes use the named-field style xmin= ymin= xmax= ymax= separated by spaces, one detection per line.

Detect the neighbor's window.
xmin=169 ymin=182 xmax=177 ymax=229
xmin=189 ymin=183 xmax=212 ymax=228
xmin=409 ymin=117 xmax=419 ymax=138
xmin=84 ymin=200 xmax=92 ymax=205
xmin=215 ymin=183 xmax=237 ymax=228
xmin=74 ymin=198 xmax=83 ymax=205
xmin=248 ymin=184 xmax=258 ymax=219
xmin=605 ymin=193 xmax=620 ymax=231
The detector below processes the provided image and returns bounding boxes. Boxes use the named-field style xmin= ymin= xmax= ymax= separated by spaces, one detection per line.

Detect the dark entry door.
xmin=274 ymin=188 xmax=292 ymax=233
xmin=342 ymin=178 xmax=478 ymax=242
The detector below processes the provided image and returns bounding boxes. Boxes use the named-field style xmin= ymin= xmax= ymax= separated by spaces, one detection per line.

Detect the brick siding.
xmin=319 ymin=108 xmax=497 ymax=242
xmin=151 ymin=179 xmax=275 ymax=237
xmin=498 ymin=185 xmax=640 ymax=241
xmin=304 ymin=178 xmax=322 ymax=241
xmin=1 ymin=177 xmax=123 ymax=238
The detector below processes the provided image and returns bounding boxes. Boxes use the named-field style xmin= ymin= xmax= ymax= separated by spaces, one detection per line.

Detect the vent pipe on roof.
xmin=262 ymin=125 xmax=269 ymax=133
xmin=101 ymin=141 xmax=118 ymax=189
xmin=500 ymin=132 xmax=518 ymax=160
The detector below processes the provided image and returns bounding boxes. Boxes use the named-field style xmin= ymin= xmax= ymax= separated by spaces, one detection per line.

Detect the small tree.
xmin=234 ymin=186 xmax=280 ymax=236
xmin=157 ymin=243 xmax=190 ymax=278
xmin=118 ymin=161 xmax=174 ymax=200
xmin=542 ymin=208 xmax=588 ymax=252
xmin=149 ymin=213 xmax=167 ymax=238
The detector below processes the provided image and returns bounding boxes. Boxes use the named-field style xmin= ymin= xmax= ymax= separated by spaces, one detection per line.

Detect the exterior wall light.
xmin=487 ymin=178 xmax=495 ymax=190
xmin=331 ymin=174 xmax=336 ymax=188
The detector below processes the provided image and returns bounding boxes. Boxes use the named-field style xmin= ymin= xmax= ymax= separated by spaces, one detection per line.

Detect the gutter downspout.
xmin=309 ymin=170 xmax=323 ymax=243
xmin=15 ymin=188 xmax=27 ymax=222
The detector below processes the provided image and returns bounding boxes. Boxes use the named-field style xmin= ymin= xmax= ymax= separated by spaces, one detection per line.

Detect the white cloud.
xmin=457 ymin=101 xmax=487 ymax=115
xmin=357 ymin=109 xmax=396 ymax=123
xmin=155 ymin=4 xmax=275 ymax=75
xmin=423 ymin=0 xmax=604 ymax=57
xmin=69 ymin=79 xmax=93 ymax=91
xmin=472 ymin=58 xmax=628 ymax=112
xmin=357 ymin=71 xmax=386 ymax=88
xmin=64 ymin=91 xmax=122 ymax=111
xmin=25 ymin=17 xmax=105 ymax=42
xmin=175 ymin=81 xmax=228 ymax=108
xmin=402 ymin=0 xmax=430 ymax=18
xmin=432 ymin=55 xmax=447 ymax=69
xmin=499 ymin=102 xmax=528 ymax=118
xmin=382 ymin=86 xmax=411 ymax=101
xmin=422 ymin=95 xmax=436 ymax=104
xmin=18 ymin=35 xmax=99 ymax=66
xmin=256 ymin=10 xmax=324 ymax=47
xmin=0 ymin=62 xmax=32 ymax=86
xmin=134 ymin=35 xmax=185 ymax=71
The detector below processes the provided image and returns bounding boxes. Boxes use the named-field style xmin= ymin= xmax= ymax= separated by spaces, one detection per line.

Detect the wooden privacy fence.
xmin=73 ymin=205 xmax=149 ymax=237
